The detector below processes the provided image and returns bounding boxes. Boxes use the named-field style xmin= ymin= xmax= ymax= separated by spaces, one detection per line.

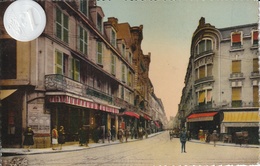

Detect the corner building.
xmin=178 ymin=18 xmax=259 ymax=144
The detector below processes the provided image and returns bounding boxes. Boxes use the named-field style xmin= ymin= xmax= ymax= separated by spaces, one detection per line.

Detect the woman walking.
xmin=52 ymin=125 xmax=59 ymax=150
xmin=58 ymin=126 xmax=65 ymax=150
xmin=23 ymin=127 xmax=34 ymax=152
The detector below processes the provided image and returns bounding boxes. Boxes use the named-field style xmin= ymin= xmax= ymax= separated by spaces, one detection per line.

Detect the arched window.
xmin=196 ymin=39 xmax=212 ymax=55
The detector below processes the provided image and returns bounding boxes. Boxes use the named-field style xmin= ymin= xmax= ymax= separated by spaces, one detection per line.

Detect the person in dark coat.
xmin=58 ymin=126 xmax=65 ymax=150
xmin=78 ymin=126 xmax=87 ymax=146
xmin=179 ymin=128 xmax=187 ymax=153
xmin=111 ymin=126 xmax=116 ymax=142
xmin=212 ymin=130 xmax=218 ymax=147
xmin=23 ymin=127 xmax=34 ymax=152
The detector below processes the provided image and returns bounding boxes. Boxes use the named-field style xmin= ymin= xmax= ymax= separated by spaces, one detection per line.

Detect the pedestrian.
xmin=212 ymin=130 xmax=218 ymax=147
xmin=111 ymin=125 xmax=116 ymax=141
xmin=187 ymin=130 xmax=191 ymax=141
xmin=118 ymin=128 xmax=124 ymax=143
xmin=125 ymin=127 xmax=130 ymax=142
xmin=52 ymin=125 xmax=59 ymax=150
xmin=179 ymin=128 xmax=187 ymax=153
xmin=78 ymin=126 xmax=87 ymax=146
xmin=58 ymin=126 xmax=65 ymax=150
xmin=131 ymin=126 xmax=135 ymax=139
xmin=107 ymin=129 xmax=111 ymax=143
xmin=23 ymin=127 xmax=34 ymax=152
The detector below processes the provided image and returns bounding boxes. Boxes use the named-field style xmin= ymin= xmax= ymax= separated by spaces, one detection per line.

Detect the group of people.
xmin=51 ymin=125 xmax=66 ymax=150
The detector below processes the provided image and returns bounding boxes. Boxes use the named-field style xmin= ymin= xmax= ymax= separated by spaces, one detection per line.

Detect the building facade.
xmin=178 ymin=18 xmax=259 ymax=144
xmin=0 ymin=0 xmax=166 ymax=148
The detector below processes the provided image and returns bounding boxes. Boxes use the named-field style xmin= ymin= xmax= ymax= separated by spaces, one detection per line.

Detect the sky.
xmin=97 ymin=0 xmax=259 ymax=120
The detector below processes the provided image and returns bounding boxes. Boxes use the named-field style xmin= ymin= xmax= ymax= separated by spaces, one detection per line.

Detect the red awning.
xmin=154 ymin=121 xmax=160 ymax=128
xmin=187 ymin=112 xmax=218 ymax=122
xmin=120 ymin=111 xmax=140 ymax=119
xmin=142 ymin=114 xmax=151 ymax=120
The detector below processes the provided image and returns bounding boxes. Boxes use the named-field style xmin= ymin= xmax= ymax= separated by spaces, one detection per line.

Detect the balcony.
xmin=194 ymin=102 xmax=213 ymax=112
xmin=194 ymin=76 xmax=214 ymax=85
xmin=229 ymin=72 xmax=245 ymax=80
xmin=232 ymin=100 xmax=242 ymax=107
xmin=250 ymin=72 xmax=260 ymax=79
xmin=86 ymin=87 xmax=112 ymax=103
xmin=195 ymin=50 xmax=214 ymax=60
xmin=45 ymin=74 xmax=112 ymax=102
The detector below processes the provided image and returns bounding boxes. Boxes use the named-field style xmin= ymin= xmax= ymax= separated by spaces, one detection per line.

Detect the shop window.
xmin=56 ymin=8 xmax=69 ymax=43
xmin=232 ymin=60 xmax=241 ymax=73
xmin=232 ymin=87 xmax=242 ymax=107
xmin=231 ymin=32 xmax=242 ymax=48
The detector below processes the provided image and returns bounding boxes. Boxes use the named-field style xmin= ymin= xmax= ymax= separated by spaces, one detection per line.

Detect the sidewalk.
xmin=189 ymin=139 xmax=259 ymax=148
xmin=2 ymin=132 xmax=162 ymax=156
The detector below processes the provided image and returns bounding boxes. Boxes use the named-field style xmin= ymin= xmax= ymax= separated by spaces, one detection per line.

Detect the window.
xmin=122 ymin=44 xmax=126 ymax=57
xmin=128 ymin=52 xmax=132 ymax=64
xmin=199 ymin=66 xmax=205 ymax=79
xmin=121 ymin=86 xmax=124 ymax=99
xmin=232 ymin=87 xmax=242 ymax=107
xmin=56 ymin=8 xmax=69 ymax=43
xmin=253 ymin=86 xmax=259 ymax=107
xmin=79 ymin=0 xmax=88 ymax=16
xmin=197 ymin=89 xmax=212 ymax=105
xmin=253 ymin=58 xmax=259 ymax=73
xmin=97 ymin=14 xmax=102 ymax=32
xmin=111 ymin=29 xmax=116 ymax=47
xmin=231 ymin=32 xmax=242 ymax=48
xmin=0 ymin=39 xmax=16 ymax=79
xmin=252 ymin=30 xmax=258 ymax=46
xmin=196 ymin=39 xmax=212 ymax=55
xmin=71 ymin=58 xmax=80 ymax=81
xmin=207 ymin=64 xmax=213 ymax=76
xmin=97 ymin=42 xmax=103 ymax=65
xmin=111 ymin=53 xmax=116 ymax=75
xmin=78 ymin=26 xmax=88 ymax=55
xmin=122 ymin=64 xmax=126 ymax=82
xmin=198 ymin=91 xmax=205 ymax=104
xmin=127 ymin=71 xmax=132 ymax=86
xmin=232 ymin=60 xmax=241 ymax=73
xmin=55 ymin=50 xmax=63 ymax=74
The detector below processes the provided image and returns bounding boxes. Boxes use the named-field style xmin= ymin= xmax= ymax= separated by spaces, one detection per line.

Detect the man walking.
xmin=179 ymin=128 xmax=187 ymax=153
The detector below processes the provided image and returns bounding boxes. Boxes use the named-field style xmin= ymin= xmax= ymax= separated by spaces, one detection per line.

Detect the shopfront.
xmin=220 ymin=111 xmax=259 ymax=144
xmin=186 ymin=112 xmax=220 ymax=139
xmin=46 ymin=94 xmax=119 ymax=144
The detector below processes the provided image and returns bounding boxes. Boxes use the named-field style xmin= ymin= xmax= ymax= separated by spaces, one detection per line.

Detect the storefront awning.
xmin=0 ymin=89 xmax=17 ymax=100
xmin=119 ymin=111 xmax=140 ymax=119
xmin=222 ymin=111 xmax=259 ymax=123
xmin=154 ymin=121 xmax=160 ymax=128
xmin=47 ymin=94 xmax=119 ymax=114
xmin=187 ymin=112 xmax=218 ymax=122
xmin=142 ymin=114 xmax=152 ymax=120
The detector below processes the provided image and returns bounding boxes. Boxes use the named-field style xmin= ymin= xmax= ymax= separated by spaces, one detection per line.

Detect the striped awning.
xmin=187 ymin=112 xmax=218 ymax=122
xmin=222 ymin=111 xmax=259 ymax=123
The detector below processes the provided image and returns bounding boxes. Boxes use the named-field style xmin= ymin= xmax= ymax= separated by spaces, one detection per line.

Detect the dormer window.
xmin=231 ymin=32 xmax=242 ymax=48
xmin=252 ymin=30 xmax=258 ymax=46
xmin=111 ymin=29 xmax=116 ymax=47
xmin=79 ymin=0 xmax=88 ymax=16
xmin=97 ymin=14 xmax=102 ymax=32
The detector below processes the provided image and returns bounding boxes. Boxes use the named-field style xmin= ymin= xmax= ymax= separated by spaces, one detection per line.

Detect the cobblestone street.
xmin=2 ymin=132 xmax=259 ymax=166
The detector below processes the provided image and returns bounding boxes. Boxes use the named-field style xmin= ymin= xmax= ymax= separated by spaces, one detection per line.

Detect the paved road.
xmin=2 ymin=132 xmax=259 ymax=166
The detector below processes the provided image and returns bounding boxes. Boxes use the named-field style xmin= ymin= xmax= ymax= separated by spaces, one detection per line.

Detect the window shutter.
xmin=207 ymin=90 xmax=212 ymax=102
xmin=198 ymin=91 xmax=205 ymax=103
xmin=232 ymin=60 xmax=241 ymax=73
xmin=253 ymin=58 xmax=259 ymax=72
xmin=199 ymin=66 xmax=205 ymax=79
xmin=232 ymin=87 xmax=241 ymax=101
xmin=253 ymin=31 xmax=258 ymax=40
xmin=253 ymin=86 xmax=259 ymax=106
xmin=232 ymin=33 xmax=241 ymax=43
xmin=55 ymin=51 xmax=63 ymax=74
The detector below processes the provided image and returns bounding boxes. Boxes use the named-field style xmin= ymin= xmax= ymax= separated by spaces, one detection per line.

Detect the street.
xmin=2 ymin=132 xmax=259 ymax=166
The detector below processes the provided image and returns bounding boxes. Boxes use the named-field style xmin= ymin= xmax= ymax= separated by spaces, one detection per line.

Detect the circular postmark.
xmin=3 ymin=0 xmax=46 ymax=42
